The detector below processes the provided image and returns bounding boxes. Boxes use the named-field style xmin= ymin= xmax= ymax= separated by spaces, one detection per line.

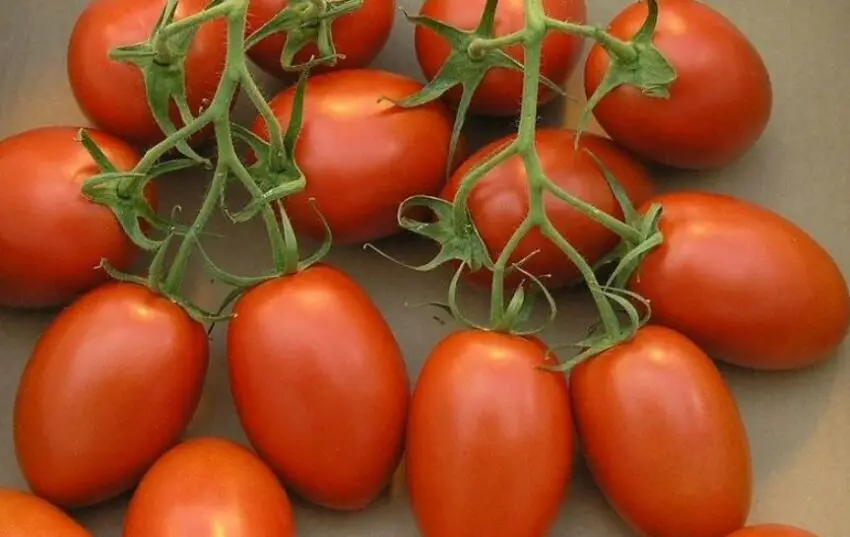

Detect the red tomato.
xmin=407 ymin=330 xmax=574 ymax=537
xmin=571 ymin=325 xmax=752 ymax=537
xmin=246 ymin=0 xmax=395 ymax=78
xmin=68 ymin=0 xmax=227 ymax=146
xmin=584 ymin=0 xmax=772 ymax=169
xmin=0 ymin=488 xmax=91 ymax=537
xmin=227 ymin=265 xmax=409 ymax=511
xmin=0 ymin=127 xmax=155 ymax=309
xmin=415 ymin=0 xmax=587 ymax=115
xmin=726 ymin=525 xmax=819 ymax=537
xmin=14 ymin=283 xmax=209 ymax=508
xmin=251 ymin=69 xmax=455 ymax=244
xmin=630 ymin=191 xmax=850 ymax=370
xmin=443 ymin=128 xmax=653 ymax=289
xmin=123 ymin=437 xmax=296 ymax=537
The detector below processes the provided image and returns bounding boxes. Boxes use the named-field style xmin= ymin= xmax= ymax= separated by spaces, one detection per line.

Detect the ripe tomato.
xmin=0 ymin=127 xmax=155 ymax=310
xmin=571 ymin=325 xmax=752 ymax=537
xmin=415 ymin=0 xmax=587 ymax=115
xmin=0 ymin=488 xmax=91 ymax=537
xmin=68 ymin=0 xmax=227 ymax=146
xmin=123 ymin=438 xmax=296 ymax=537
xmin=407 ymin=330 xmax=574 ymax=537
xmin=252 ymin=69 xmax=455 ymax=244
xmin=227 ymin=265 xmax=409 ymax=511
xmin=246 ymin=0 xmax=395 ymax=78
xmin=726 ymin=525 xmax=819 ymax=537
xmin=584 ymin=0 xmax=772 ymax=169
xmin=14 ymin=283 xmax=209 ymax=508
xmin=630 ymin=192 xmax=850 ymax=370
xmin=443 ymin=128 xmax=653 ymax=290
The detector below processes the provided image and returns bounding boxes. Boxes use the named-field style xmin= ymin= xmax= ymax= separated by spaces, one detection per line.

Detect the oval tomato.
xmin=415 ymin=0 xmax=587 ymax=115
xmin=251 ymin=69 xmax=455 ymax=244
xmin=68 ymin=0 xmax=227 ymax=146
xmin=227 ymin=265 xmax=409 ymax=511
xmin=14 ymin=283 xmax=209 ymax=508
xmin=407 ymin=330 xmax=574 ymax=537
xmin=630 ymin=191 xmax=850 ymax=370
xmin=123 ymin=437 xmax=296 ymax=537
xmin=570 ymin=325 xmax=752 ymax=537
xmin=443 ymin=128 xmax=653 ymax=290
xmin=0 ymin=488 xmax=91 ymax=537
xmin=726 ymin=525 xmax=819 ymax=537
xmin=246 ymin=0 xmax=395 ymax=78
xmin=584 ymin=0 xmax=772 ymax=169
xmin=0 ymin=127 xmax=155 ymax=310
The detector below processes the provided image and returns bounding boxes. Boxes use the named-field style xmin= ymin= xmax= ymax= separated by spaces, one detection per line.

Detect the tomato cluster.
xmin=0 ymin=0 xmax=847 ymax=536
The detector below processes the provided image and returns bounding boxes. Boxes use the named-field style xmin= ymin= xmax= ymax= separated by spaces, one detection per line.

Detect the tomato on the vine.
xmin=630 ymin=191 xmax=850 ymax=370
xmin=246 ymin=0 xmax=396 ymax=78
xmin=571 ymin=325 xmax=752 ymax=537
xmin=726 ymin=525 xmax=819 ymax=537
xmin=442 ymin=128 xmax=653 ymax=289
xmin=251 ymin=68 xmax=455 ymax=244
xmin=68 ymin=0 xmax=227 ymax=146
xmin=0 ymin=488 xmax=92 ymax=537
xmin=123 ymin=438 xmax=296 ymax=537
xmin=584 ymin=0 xmax=772 ymax=169
xmin=14 ymin=282 xmax=209 ymax=508
xmin=407 ymin=330 xmax=574 ymax=537
xmin=227 ymin=265 xmax=409 ymax=511
xmin=415 ymin=0 xmax=587 ymax=116
xmin=0 ymin=127 xmax=155 ymax=310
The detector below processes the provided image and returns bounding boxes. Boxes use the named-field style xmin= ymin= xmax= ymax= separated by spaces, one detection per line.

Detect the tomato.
xmin=123 ymin=437 xmax=296 ymax=537
xmin=0 ymin=127 xmax=155 ymax=310
xmin=726 ymin=525 xmax=819 ymax=537
xmin=630 ymin=191 xmax=850 ymax=370
xmin=246 ymin=0 xmax=395 ymax=78
xmin=251 ymin=69 xmax=455 ymax=244
xmin=415 ymin=0 xmax=587 ymax=115
xmin=227 ymin=265 xmax=409 ymax=510
xmin=0 ymin=488 xmax=91 ymax=537
xmin=407 ymin=330 xmax=574 ymax=537
xmin=584 ymin=0 xmax=772 ymax=169
xmin=14 ymin=282 xmax=209 ymax=508
xmin=570 ymin=325 xmax=751 ymax=537
xmin=443 ymin=128 xmax=653 ymax=290
xmin=68 ymin=0 xmax=227 ymax=147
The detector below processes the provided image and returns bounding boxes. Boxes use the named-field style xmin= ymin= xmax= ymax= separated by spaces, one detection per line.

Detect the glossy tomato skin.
xmin=227 ymin=265 xmax=409 ymax=510
xmin=407 ymin=330 xmax=574 ymax=537
xmin=14 ymin=283 xmax=209 ymax=508
xmin=726 ymin=525 xmax=819 ymax=537
xmin=443 ymin=129 xmax=654 ymax=289
xmin=571 ymin=325 xmax=752 ymax=537
xmin=252 ymin=69 xmax=455 ymax=244
xmin=631 ymin=192 xmax=850 ymax=370
xmin=246 ymin=0 xmax=395 ymax=78
xmin=68 ymin=0 xmax=226 ymax=146
xmin=584 ymin=0 xmax=772 ymax=169
xmin=0 ymin=488 xmax=92 ymax=537
xmin=416 ymin=0 xmax=587 ymax=115
xmin=123 ymin=437 xmax=296 ymax=537
xmin=0 ymin=127 xmax=155 ymax=309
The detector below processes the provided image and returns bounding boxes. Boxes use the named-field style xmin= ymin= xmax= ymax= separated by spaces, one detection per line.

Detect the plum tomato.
xmin=68 ymin=0 xmax=227 ymax=146
xmin=571 ymin=325 xmax=752 ymax=537
xmin=251 ymin=69 xmax=455 ymax=244
xmin=407 ymin=330 xmax=574 ymax=537
xmin=584 ymin=0 xmax=772 ymax=169
xmin=726 ymin=525 xmax=819 ymax=537
xmin=0 ymin=126 xmax=155 ymax=310
xmin=415 ymin=0 xmax=587 ymax=115
xmin=442 ymin=128 xmax=654 ymax=290
xmin=630 ymin=191 xmax=850 ymax=370
xmin=123 ymin=438 xmax=296 ymax=537
xmin=13 ymin=283 xmax=209 ymax=508
xmin=0 ymin=488 xmax=92 ymax=537
xmin=227 ymin=265 xmax=409 ymax=511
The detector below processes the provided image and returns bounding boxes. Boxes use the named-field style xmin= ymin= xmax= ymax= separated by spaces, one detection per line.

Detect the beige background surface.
xmin=1 ymin=0 xmax=849 ymax=535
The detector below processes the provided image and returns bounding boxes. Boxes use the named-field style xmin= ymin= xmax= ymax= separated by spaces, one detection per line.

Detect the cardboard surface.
xmin=1 ymin=0 xmax=848 ymax=535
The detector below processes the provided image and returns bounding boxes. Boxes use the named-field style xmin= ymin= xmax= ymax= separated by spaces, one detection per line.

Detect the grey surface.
xmin=1 ymin=0 xmax=849 ymax=535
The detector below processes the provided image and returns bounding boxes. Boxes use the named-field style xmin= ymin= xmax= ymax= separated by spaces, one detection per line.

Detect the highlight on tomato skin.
xmin=724 ymin=524 xmax=820 ymax=537
xmin=0 ymin=488 xmax=93 ymax=537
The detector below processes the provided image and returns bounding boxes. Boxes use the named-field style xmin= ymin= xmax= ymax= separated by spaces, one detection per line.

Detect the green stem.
xmin=468 ymin=31 xmax=525 ymax=58
xmin=544 ymin=182 xmax=643 ymax=243
xmin=160 ymin=0 xmax=237 ymax=39
xmin=545 ymin=18 xmax=638 ymax=62
xmin=240 ymin=65 xmax=285 ymax=162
